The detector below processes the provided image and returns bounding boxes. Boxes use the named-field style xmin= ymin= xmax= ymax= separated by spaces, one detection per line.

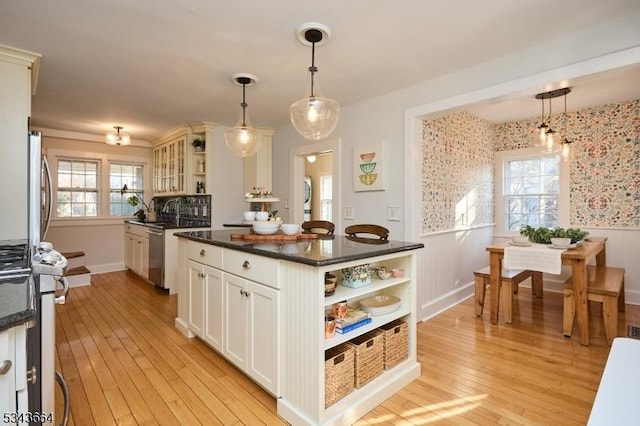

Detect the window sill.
xmin=50 ymin=217 xmax=133 ymax=228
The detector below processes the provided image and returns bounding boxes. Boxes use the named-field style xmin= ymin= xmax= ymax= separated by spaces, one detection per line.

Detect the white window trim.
xmin=47 ymin=148 xmax=151 ymax=227
xmin=494 ymin=146 xmax=569 ymax=237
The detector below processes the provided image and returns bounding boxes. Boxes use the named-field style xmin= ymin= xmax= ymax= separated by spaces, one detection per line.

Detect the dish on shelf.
xmin=376 ymin=267 xmax=392 ymax=280
xmin=359 ymin=295 xmax=401 ymax=316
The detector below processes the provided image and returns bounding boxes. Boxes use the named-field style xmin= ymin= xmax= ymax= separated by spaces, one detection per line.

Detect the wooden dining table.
xmin=486 ymin=239 xmax=606 ymax=345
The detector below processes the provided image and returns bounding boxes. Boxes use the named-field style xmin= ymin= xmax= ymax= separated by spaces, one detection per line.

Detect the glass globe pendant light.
xmin=225 ymin=74 xmax=261 ymax=157
xmin=290 ymin=23 xmax=340 ymax=140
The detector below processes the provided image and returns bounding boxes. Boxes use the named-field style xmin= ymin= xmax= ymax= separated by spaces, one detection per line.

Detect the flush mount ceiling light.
xmin=290 ymin=23 xmax=340 ymax=141
xmin=534 ymin=88 xmax=571 ymax=152
xmin=105 ymin=126 xmax=131 ymax=146
xmin=225 ymin=73 xmax=261 ymax=157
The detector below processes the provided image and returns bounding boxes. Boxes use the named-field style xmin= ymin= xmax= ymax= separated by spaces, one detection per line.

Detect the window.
xmin=495 ymin=147 xmax=569 ymax=234
xmin=51 ymin=149 xmax=149 ymax=222
xmin=56 ymin=159 xmax=98 ymax=217
xmin=504 ymin=155 xmax=559 ymax=230
xmin=110 ymin=163 xmax=144 ymax=216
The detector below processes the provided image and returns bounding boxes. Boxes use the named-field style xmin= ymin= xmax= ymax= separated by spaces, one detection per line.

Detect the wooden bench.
xmin=474 ymin=266 xmax=543 ymax=323
xmin=563 ymin=265 xmax=625 ymax=345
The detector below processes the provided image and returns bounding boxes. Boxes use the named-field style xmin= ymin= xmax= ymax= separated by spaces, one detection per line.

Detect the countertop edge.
xmin=175 ymin=231 xmax=424 ymax=267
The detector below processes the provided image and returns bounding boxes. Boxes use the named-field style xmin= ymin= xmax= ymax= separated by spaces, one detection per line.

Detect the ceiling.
xmin=2 ymin=0 xmax=640 ymax=142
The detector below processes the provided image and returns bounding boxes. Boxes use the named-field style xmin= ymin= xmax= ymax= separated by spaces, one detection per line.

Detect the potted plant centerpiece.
xmin=120 ymin=184 xmax=155 ymax=222
xmin=519 ymin=225 xmax=589 ymax=244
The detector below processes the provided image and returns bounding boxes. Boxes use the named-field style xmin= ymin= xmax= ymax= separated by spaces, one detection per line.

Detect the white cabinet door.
xmin=247 ymin=281 xmax=279 ymax=396
xmin=187 ymin=260 xmax=205 ymax=336
xmin=0 ymin=328 xmax=16 ymax=417
xmin=223 ymin=274 xmax=248 ymax=370
xmin=203 ymin=266 xmax=223 ymax=352
xmin=124 ymin=233 xmax=135 ymax=271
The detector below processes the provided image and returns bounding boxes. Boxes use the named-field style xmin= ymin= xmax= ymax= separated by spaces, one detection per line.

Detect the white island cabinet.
xmin=175 ymin=230 xmax=423 ymax=425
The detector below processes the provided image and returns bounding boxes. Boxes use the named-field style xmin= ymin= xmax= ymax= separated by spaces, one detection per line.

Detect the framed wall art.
xmin=353 ymin=144 xmax=386 ymax=191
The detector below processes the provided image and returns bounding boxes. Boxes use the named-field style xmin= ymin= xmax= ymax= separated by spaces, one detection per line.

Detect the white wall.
xmin=272 ymin=11 xmax=640 ymax=320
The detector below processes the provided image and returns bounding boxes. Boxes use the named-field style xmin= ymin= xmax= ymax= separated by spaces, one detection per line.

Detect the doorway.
xmin=289 ymin=138 xmax=341 ymax=230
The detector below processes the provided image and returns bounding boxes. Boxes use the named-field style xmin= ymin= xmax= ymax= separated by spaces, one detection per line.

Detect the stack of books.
xmin=336 ymin=308 xmax=372 ymax=334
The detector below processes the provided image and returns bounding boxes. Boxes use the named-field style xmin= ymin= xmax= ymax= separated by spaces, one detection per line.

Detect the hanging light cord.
xmin=309 ymin=40 xmax=317 ymax=98
xmin=241 ymin=83 xmax=247 ymax=127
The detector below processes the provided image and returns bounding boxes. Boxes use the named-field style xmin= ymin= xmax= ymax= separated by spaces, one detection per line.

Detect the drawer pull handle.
xmin=200 ymin=249 xmax=206 ymax=256
xmin=198 ymin=272 xmax=205 ymax=278
xmin=0 ymin=360 xmax=11 ymax=375
xmin=240 ymin=289 xmax=246 ymax=296
xmin=242 ymin=260 xmax=251 ymax=270
xmin=26 ymin=366 xmax=37 ymax=384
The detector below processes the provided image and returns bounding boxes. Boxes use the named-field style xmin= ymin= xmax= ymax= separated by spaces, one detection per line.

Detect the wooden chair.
xmin=344 ymin=224 xmax=389 ymax=244
xmin=563 ymin=265 xmax=625 ymax=345
xmin=474 ymin=266 xmax=543 ymax=323
xmin=301 ymin=220 xmax=335 ymax=235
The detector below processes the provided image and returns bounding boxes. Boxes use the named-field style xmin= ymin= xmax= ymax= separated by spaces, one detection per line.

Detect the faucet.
xmin=162 ymin=198 xmax=182 ymax=226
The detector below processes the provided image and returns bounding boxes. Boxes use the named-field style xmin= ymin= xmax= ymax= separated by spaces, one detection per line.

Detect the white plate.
xmin=359 ymin=295 xmax=401 ymax=316
xmin=508 ymin=242 xmax=532 ymax=247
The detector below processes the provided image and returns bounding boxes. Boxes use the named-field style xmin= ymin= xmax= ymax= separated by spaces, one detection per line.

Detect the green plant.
xmin=519 ymin=225 xmax=589 ymax=244
xmin=121 ymin=185 xmax=153 ymax=221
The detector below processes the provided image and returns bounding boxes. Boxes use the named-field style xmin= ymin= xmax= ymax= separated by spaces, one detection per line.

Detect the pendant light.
xmin=106 ymin=126 xmax=131 ymax=146
xmin=534 ymin=88 xmax=570 ymax=153
xmin=290 ymin=23 xmax=340 ymax=140
xmin=560 ymin=89 xmax=574 ymax=162
xmin=536 ymin=97 xmax=548 ymax=145
xmin=225 ymin=73 xmax=261 ymax=157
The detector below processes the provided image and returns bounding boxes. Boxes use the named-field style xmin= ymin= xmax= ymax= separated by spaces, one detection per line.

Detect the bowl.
xmin=252 ymin=221 xmax=280 ymax=235
xmin=512 ymin=235 xmax=529 ymax=245
xmin=377 ymin=267 xmax=392 ymax=280
xmin=391 ymin=268 xmax=405 ymax=278
xmin=281 ymin=223 xmax=300 ymax=235
xmin=550 ymin=237 xmax=571 ymax=248
xmin=359 ymin=295 xmax=401 ymax=316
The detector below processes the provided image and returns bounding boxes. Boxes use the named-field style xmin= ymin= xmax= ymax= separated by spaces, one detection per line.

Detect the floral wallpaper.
xmin=422 ymin=99 xmax=640 ymax=233
xmin=422 ymin=111 xmax=494 ymax=233
xmin=494 ymin=99 xmax=640 ymax=228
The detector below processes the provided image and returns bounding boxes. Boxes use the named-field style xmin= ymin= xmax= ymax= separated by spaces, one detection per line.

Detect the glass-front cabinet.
xmin=153 ymin=136 xmax=186 ymax=195
xmin=152 ymin=123 xmax=216 ymax=196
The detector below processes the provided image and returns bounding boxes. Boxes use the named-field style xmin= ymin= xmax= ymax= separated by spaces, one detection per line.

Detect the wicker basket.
xmin=324 ymin=343 xmax=355 ymax=408
xmin=380 ymin=319 xmax=409 ymax=370
xmin=348 ymin=329 xmax=384 ymax=388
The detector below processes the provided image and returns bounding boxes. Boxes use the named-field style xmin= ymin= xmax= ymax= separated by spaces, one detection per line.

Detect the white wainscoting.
xmin=416 ymin=224 xmax=494 ymax=322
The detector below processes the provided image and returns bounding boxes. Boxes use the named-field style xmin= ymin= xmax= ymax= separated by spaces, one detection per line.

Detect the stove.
xmin=0 ymin=239 xmax=31 ymax=277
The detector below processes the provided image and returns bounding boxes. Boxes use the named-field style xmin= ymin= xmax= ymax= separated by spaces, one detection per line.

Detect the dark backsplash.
xmin=154 ymin=195 xmax=211 ymax=227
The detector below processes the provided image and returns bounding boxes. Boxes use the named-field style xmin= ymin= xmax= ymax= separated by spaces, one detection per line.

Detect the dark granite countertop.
xmin=125 ymin=219 xmax=209 ymax=230
xmin=175 ymin=229 xmax=424 ymax=267
xmin=0 ymin=274 xmax=36 ymax=332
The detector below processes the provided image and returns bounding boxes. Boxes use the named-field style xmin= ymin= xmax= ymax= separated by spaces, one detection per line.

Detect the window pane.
xmin=110 ymin=162 xmax=145 ymax=217
xmin=503 ymin=154 xmax=559 ymax=230
xmin=56 ymin=159 xmax=99 ymax=217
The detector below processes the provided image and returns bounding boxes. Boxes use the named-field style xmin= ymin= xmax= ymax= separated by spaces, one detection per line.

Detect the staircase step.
xmin=62 ymin=251 xmax=85 ymax=259
xmin=67 ymin=265 xmax=90 ymax=276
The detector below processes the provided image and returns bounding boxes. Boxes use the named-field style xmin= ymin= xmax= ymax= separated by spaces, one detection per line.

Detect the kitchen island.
xmin=175 ymin=229 xmax=423 ymax=425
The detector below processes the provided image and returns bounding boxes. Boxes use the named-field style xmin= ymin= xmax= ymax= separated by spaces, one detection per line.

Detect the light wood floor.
xmin=54 ymin=271 xmax=640 ymax=425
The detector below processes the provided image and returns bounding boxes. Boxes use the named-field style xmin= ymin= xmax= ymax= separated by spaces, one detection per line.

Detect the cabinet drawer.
xmin=224 ymin=250 xmax=279 ymax=288
xmin=125 ymin=223 xmax=149 ymax=238
xmin=188 ymin=241 xmax=222 ymax=268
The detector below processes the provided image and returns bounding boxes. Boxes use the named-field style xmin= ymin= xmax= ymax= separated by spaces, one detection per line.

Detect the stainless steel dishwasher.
xmin=147 ymin=229 xmax=165 ymax=288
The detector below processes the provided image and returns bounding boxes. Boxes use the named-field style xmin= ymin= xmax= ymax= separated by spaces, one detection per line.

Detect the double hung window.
xmin=495 ymin=148 xmax=568 ymax=234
